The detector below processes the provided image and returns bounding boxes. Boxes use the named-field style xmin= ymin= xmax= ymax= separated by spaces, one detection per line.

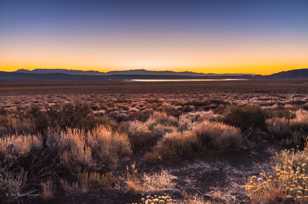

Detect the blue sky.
xmin=1 ymin=0 xmax=308 ymax=74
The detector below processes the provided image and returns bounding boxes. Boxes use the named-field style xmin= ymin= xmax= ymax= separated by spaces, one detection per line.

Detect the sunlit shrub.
xmin=146 ymin=121 xmax=242 ymax=162
xmin=290 ymin=109 xmax=308 ymax=132
xmin=181 ymin=195 xmax=211 ymax=204
xmin=47 ymin=125 xmax=131 ymax=169
xmin=146 ymin=112 xmax=178 ymax=128
xmin=127 ymin=120 xmax=158 ymax=153
xmin=145 ymin=131 xmax=199 ymax=161
xmin=127 ymin=169 xmax=176 ymax=193
xmin=0 ymin=134 xmax=42 ymax=158
xmin=245 ymin=141 xmax=308 ymax=203
xmin=193 ymin=121 xmax=242 ymax=150
xmin=127 ymin=113 xmax=177 ymax=153
xmin=88 ymin=126 xmax=131 ymax=167
xmin=267 ymin=110 xmax=308 ymax=147
xmin=47 ymin=129 xmax=92 ymax=168
xmin=266 ymin=117 xmax=290 ymax=137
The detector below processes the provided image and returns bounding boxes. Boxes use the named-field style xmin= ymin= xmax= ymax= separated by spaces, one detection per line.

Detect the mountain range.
xmin=0 ymin=68 xmax=308 ymax=80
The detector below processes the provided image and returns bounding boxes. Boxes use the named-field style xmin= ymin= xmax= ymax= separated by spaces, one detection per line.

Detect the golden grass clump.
xmin=88 ymin=126 xmax=131 ymax=166
xmin=146 ymin=112 xmax=178 ymax=127
xmin=48 ymin=129 xmax=93 ymax=167
xmin=47 ymin=125 xmax=131 ymax=169
xmin=266 ymin=117 xmax=290 ymax=136
xmin=128 ymin=120 xmax=153 ymax=152
xmin=0 ymin=134 xmax=41 ymax=157
xmin=132 ymin=194 xmax=174 ymax=204
xmin=193 ymin=121 xmax=242 ymax=149
xmin=146 ymin=121 xmax=242 ymax=162
xmin=290 ymin=109 xmax=308 ymax=129
xmin=245 ymin=141 xmax=308 ymax=203
xmin=127 ymin=169 xmax=176 ymax=193
xmin=61 ymin=171 xmax=115 ymax=194
xmin=145 ymin=131 xmax=198 ymax=161
xmin=181 ymin=195 xmax=211 ymax=204
xmin=267 ymin=109 xmax=308 ymax=132
xmin=293 ymin=109 xmax=308 ymax=123
xmin=267 ymin=109 xmax=308 ymax=146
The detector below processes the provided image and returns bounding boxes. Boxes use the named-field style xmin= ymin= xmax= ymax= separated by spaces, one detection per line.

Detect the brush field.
xmin=0 ymin=79 xmax=308 ymax=204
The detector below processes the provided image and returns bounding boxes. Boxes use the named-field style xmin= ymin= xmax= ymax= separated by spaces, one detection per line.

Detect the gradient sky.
xmin=1 ymin=0 xmax=308 ymax=74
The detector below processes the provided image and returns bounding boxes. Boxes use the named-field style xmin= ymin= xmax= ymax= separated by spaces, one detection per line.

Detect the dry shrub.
xmin=0 ymin=169 xmax=28 ymax=201
xmin=181 ymin=195 xmax=211 ymax=204
xmin=0 ymin=134 xmax=42 ymax=158
xmin=0 ymin=110 xmax=9 ymax=135
xmin=267 ymin=109 xmax=308 ymax=132
xmin=25 ymin=103 xmax=99 ymax=133
xmin=47 ymin=129 xmax=93 ymax=168
xmin=138 ymin=194 xmax=174 ymax=204
xmin=290 ymin=109 xmax=308 ymax=131
xmin=61 ymin=172 xmax=115 ymax=194
xmin=224 ymin=105 xmax=267 ymax=131
xmin=127 ymin=170 xmax=176 ymax=192
xmin=88 ymin=126 xmax=131 ymax=166
xmin=1 ymin=114 xmax=34 ymax=135
xmin=127 ymin=112 xmax=177 ymax=153
xmin=245 ymin=141 xmax=308 ymax=203
xmin=47 ymin=125 xmax=131 ymax=169
xmin=146 ymin=121 xmax=242 ymax=162
xmin=146 ymin=112 xmax=178 ymax=128
xmin=41 ymin=180 xmax=54 ymax=199
xmin=267 ymin=110 xmax=308 ymax=147
xmin=193 ymin=121 xmax=242 ymax=149
xmin=127 ymin=120 xmax=156 ymax=153
xmin=0 ymin=125 xmax=130 ymax=199
xmin=145 ymin=131 xmax=198 ymax=161
xmin=266 ymin=117 xmax=290 ymax=137
xmin=178 ymin=111 xmax=224 ymax=132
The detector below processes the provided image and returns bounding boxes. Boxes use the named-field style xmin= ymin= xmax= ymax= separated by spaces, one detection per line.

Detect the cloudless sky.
xmin=1 ymin=0 xmax=308 ymax=74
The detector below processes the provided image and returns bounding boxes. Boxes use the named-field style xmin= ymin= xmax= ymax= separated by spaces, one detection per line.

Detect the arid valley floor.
xmin=0 ymin=79 xmax=307 ymax=203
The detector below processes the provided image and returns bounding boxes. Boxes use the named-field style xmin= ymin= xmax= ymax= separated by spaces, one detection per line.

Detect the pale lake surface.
xmin=129 ymin=78 xmax=248 ymax=82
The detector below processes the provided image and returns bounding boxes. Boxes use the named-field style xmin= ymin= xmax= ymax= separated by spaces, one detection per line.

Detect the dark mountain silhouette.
xmin=105 ymin=69 xmax=257 ymax=79
xmin=268 ymin=68 xmax=308 ymax=79
xmin=1 ymin=68 xmax=308 ymax=81
xmin=16 ymin=69 xmax=103 ymax=76
xmin=106 ymin=69 xmax=208 ymax=76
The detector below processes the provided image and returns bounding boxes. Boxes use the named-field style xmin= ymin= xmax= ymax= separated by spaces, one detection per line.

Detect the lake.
xmin=129 ymin=78 xmax=248 ymax=82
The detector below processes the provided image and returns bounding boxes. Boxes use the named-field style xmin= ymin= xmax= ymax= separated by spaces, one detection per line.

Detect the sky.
xmin=0 ymin=0 xmax=308 ymax=74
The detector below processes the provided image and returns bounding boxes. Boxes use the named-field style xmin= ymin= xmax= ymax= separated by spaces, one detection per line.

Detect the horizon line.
xmin=1 ymin=67 xmax=308 ymax=76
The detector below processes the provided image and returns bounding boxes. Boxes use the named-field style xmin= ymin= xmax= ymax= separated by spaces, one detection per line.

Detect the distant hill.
xmin=0 ymin=69 xmax=258 ymax=80
xmin=268 ymin=68 xmax=308 ymax=79
xmin=106 ymin=69 xmax=255 ymax=78
xmin=16 ymin=69 xmax=103 ymax=76
xmin=106 ymin=69 xmax=206 ymax=76
xmin=2 ymin=68 xmax=308 ymax=81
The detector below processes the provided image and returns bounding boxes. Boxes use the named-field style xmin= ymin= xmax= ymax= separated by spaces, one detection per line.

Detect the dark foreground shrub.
xmin=0 ymin=125 xmax=131 ymax=202
xmin=224 ymin=105 xmax=267 ymax=131
xmin=267 ymin=110 xmax=308 ymax=148
xmin=26 ymin=103 xmax=100 ymax=133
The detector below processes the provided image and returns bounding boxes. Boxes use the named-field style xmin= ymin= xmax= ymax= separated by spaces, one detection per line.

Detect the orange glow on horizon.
xmin=1 ymin=64 xmax=308 ymax=75
xmin=1 ymin=33 xmax=307 ymax=75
